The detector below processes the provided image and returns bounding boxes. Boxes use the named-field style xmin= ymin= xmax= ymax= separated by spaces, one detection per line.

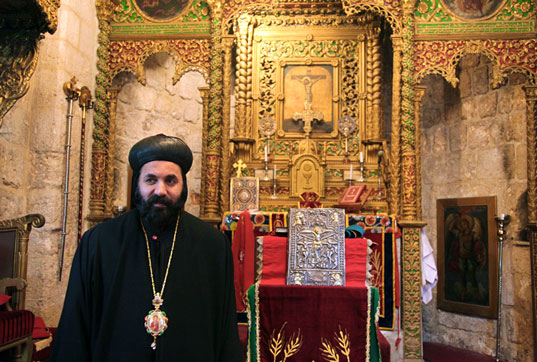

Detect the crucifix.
xmin=233 ymin=159 xmax=247 ymax=177
xmin=291 ymin=69 xmax=326 ymax=136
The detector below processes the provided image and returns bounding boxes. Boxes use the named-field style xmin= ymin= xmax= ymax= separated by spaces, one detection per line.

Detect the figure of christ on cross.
xmin=291 ymin=70 xmax=326 ymax=136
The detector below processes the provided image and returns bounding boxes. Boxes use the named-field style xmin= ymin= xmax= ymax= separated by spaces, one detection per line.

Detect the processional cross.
xmin=291 ymin=70 xmax=326 ymax=135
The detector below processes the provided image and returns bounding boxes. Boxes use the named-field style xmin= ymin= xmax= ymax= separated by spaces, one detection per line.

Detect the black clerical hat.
xmin=128 ymin=134 xmax=193 ymax=174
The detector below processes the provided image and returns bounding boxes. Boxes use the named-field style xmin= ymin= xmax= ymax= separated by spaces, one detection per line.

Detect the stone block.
xmin=145 ymin=53 xmax=173 ymax=89
xmin=515 ymin=144 xmax=527 ymax=179
xmin=461 ymin=98 xmax=477 ymax=120
xmin=0 ymin=142 xmax=26 ymax=188
xmin=472 ymin=66 xmax=490 ymax=95
xmin=459 ymin=54 xmax=480 ymax=69
xmin=497 ymin=87 xmax=513 ymax=114
xmin=458 ymin=70 xmax=471 ymax=98
xmin=29 ymin=151 xmax=64 ymax=189
xmin=477 ymin=92 xmax=497 ymax=118
xmin=56 ymin=5 xmax=81 ymax=50
xmin=448 ymin=124 xmax=467 ymax=152
xmin=467 ymin=122 xmax=491 ymax=150
xmin=27 ymin=188 xmax=63 ymax=228
xmin=1 ymin=99 xmax=32 ymax=145
xmin=432 ymin=126 xmax=448 ymax=153
xmin=0 ymin=192 xmax=25 ymax=220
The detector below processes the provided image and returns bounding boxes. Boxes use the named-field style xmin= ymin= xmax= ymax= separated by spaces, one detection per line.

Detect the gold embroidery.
xmin=269 ymin=322 xmax=303 ymax=362
xmin=319 ymin=326 xmax=351 ymax=362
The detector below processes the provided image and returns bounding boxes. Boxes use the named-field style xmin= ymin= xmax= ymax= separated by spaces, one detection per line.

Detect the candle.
xmin=273 ymin=164 xmax=277 ymax=178
xmin=349 ymin=164 xmax=353 ymax=180
xmin=264 ymin=143 xmax=268 ymax=162
xmin=359 ymin=151 xmax=363 ymax=163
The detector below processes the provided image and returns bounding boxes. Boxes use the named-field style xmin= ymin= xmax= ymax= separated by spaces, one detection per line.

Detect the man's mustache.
xmin=146 ymin=194 xmax=173 ymax=208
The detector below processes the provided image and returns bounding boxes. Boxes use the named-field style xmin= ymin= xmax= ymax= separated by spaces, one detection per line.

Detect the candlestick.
xmin=271 ymin=164 xmax=278 ymax=199
xmin=358 ymin=159 xmax=365 ymax=183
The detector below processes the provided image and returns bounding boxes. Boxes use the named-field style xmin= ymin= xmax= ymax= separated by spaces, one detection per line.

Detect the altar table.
xmin=246 ymin=284 xmax=381 ymax=362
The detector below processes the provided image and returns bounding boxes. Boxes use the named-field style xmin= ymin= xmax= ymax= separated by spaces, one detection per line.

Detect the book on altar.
xmin=338 ymin=184 xmax=366 ymax=204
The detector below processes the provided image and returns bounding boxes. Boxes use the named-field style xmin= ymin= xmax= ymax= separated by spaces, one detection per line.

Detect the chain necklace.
xmin=140 ymin=214 xmax=180 ymax=350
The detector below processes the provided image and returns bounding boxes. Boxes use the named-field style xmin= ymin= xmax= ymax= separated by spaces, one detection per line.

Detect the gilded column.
xmin=232 ymin=13 xmax=255 ymax=161
xmin=203 ymin=0 xmax=225 ymax=222
xmin=389 ymin=35 xmax=403 ymax=216
xmin=365 ymin=26 xmax=383 ymax=141
xmin=220 ymin=37 xmax=235 ymax=214
xmin=523 ymin=85 xmax=537 ymax=362
xmin=414 ymin=86 xmax=426 ymax=220
xmin=88 ymin=0 xmax=115 ymax=223
xmin=104 ymin=88 xmax=120 ymax=218
xmin=199 ymin=86 xmax=210 ymax=216
xmin=400 ymin=0 xmax=425 ymax=359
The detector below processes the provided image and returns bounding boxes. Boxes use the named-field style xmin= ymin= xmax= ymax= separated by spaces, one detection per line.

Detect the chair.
xmin=0 ymin=278 xmax=34 ymax=362
xmin=0 ymin=214 xmax=45 ymax=362
xmin=0 ymin=214 xmax=45 ymax=309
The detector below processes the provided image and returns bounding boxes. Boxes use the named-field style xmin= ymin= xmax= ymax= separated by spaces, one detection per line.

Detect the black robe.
xmin=51 ymin=209 xmax=242 ymax=362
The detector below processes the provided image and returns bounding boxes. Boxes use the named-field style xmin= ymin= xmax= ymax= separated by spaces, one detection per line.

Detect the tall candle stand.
xmin=375 ymin=149 xmax=384 ymax=200
xmin=263 ymin=158 xmax=270 ymax=181
xmin=345 ymin=163 xmax=354 ymax=186
xmin=270 ymin=164 xmax=278 ymax=199
xmin=357 ymin=159 xmax=365 ymax=183
xmin=494 ymin=214 xmax=510 ymax=362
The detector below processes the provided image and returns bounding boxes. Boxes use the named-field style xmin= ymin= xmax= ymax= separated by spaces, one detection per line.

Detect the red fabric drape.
xmin=232 ymin=210 xmax=256 ymax=311
xmin=260 ymin=236 xmax=369 ymax=286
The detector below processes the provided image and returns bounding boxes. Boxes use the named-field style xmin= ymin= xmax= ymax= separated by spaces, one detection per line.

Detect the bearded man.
xmin=51 ymin=135 xmax=242 ymax=362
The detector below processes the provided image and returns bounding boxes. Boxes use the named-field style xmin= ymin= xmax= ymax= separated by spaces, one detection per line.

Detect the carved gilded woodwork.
xmin=365 ymin=26 xmax=383 ymax=141
xmin=220 ymin=37 xmax=235 ymax=214
xmin=199 ymin=86 xmax=211 ymax=217
xmin=414 ymin=86 xmax=426 ymax=221
xmin=105 ymin=88 xmax=120 ymax=217
xmin=89 ymin=0 xmax=115 ymax=222
xmin=341 ymin=0 xmax=402 ymax=33
xmin=389 ymin=35 xmax=402 ymax=216
xmin=108 ymin=40 xmax=211 ymax=84
xmin=399 ymin=222 xmax=426 ymax=360
xmin=0 ymin=0 xmax=59 ymax=126
xmin=203 ymin=0 xmax=225 ymax=221
xmin=415 ymin=39 xmax=537 ymax=88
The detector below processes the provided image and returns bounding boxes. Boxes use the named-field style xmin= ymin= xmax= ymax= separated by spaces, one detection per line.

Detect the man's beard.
xmin=136 ymin=192 xmax=181 ymax=228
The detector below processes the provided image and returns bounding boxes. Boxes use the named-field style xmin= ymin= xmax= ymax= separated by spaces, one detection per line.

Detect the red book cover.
xmin=338 ymin=184 xmax=366 ymax=204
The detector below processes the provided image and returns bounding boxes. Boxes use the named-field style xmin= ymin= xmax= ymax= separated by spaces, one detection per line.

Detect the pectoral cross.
xmin=233 ymin=160 xmax=247 ymax=177
xmin=291 ymin=70 xmax=326 ymax=135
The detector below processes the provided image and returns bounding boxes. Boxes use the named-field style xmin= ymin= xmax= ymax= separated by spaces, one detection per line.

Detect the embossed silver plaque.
xmin=287 ymin=208 xmax=346 ymax=286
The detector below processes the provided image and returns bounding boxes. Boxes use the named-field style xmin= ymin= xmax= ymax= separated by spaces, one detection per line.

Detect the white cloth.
xmin=421 ymin=229 xmax=438 ymax=304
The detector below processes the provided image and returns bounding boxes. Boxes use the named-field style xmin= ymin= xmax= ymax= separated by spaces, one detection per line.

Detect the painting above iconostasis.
xmin=110 ymin=0 xmax=211 ymax=39
xmin=415 ymin=0 xmax=535 ymax=37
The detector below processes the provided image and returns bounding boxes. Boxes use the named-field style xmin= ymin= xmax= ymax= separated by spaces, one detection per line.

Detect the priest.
xmin=51 ymin=134 xmax=242 ymax=362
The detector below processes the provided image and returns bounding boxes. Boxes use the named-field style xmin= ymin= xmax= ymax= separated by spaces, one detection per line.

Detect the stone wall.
xmin=420 ymin=54 xmax=532 ymax=361
xmin=112 ymin=52 xmax=207 ymax=217
xmin=0 ymin=1 xmax=98 ymax=325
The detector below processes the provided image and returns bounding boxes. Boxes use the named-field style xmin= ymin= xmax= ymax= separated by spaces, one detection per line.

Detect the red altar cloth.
xmin=260 ymin=235 xmax=369 ymax=286
xmin=247 ymin=284 xmax=380 ymax=362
